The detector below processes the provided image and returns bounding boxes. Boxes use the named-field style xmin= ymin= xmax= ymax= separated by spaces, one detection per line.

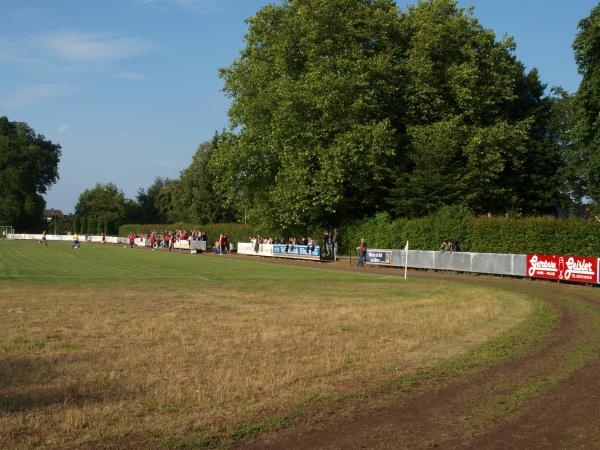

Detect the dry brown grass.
xmin=0 ymin=279 xmax=531 ymax=449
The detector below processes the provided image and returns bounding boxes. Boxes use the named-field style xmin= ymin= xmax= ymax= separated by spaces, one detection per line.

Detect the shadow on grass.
xmin=0 ymin=353 xmax=132 ymax=413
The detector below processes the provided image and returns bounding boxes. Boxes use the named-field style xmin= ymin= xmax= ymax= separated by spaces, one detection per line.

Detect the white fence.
xmin=6 ymin=234 xmax=207 ymax=251
xmin=387 ymin=249 xmax=526 ymax=277
xmin=8 ymin=233 xmax=103 ymax=242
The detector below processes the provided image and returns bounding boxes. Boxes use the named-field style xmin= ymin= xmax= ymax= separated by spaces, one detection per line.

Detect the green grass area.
xmin=0 ymin=240 xmax=553 ymax=449
xmin=0 ymin=240 xmax=375 ymax=283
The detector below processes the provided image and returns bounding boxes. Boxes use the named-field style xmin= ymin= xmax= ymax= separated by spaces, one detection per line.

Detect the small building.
xmin=44 ymin=209 xmax=65 ymax=222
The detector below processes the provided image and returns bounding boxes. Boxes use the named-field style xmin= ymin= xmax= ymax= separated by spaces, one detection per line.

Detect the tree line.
xmin=210 ymin=0 xmax=600 ymax=229
xmin=2 ymin=0 xmax=600 ymax=233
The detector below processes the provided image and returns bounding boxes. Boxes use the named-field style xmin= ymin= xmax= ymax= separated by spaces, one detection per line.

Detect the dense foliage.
xmin=0 ymin=116 xmax=61 ymax=231
xmin=210 ymin=0 xmax=565 ymax=229
xmin=339 ymin=214 xmax=600 ymax=257
xmin=215 ymin=0 xmax=403 ymax=228
xmin=74 ymin=182 xmax=127 ymax=234
xmin=164 ymin=137 xmax=237 ymax=224
xmin=573 ymin=2 xmax=600 ymax=204
xmin=133 ymin=177 xmax=171 ymax=225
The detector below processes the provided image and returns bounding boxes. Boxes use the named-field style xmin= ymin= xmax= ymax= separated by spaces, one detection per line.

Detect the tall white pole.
xmin=404 ymin=240 xmax=409 ymax=279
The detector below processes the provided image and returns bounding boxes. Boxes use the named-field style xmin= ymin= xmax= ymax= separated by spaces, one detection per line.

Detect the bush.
xmin=339 ymin=216 xmax=600 ymax=257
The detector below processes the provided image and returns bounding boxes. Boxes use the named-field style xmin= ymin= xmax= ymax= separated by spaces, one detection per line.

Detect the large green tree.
xmin=75 ymin=182 xmax=126 ymax=234
xmin=216 ymin=0 xmax=404 ymax=228
xmin=387 ymin=0 xmax=561 ymax=216
xmin=548 ymin=87 xmax=586 ymax=213
xmin=176 ymin=136 xmax=237 ymax=224
xmin=214 ymin=0 xmax=564 ymax=227
xmin=135 ymin=177 xmax=171 ymax=224
xmin=0 ymin=116 xmax=61 ymax=230
xmin=573 ymin=2 xmax=600 ymax=204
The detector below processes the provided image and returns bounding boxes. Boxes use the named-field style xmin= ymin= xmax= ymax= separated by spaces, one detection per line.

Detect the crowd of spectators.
xmin=250 ymin=235 xmax=316 ymax=249
xmin=127 ymin=229 xmax=208 ymax=251
xmin=123 ymin=228 xmax=342 ymax=259
xmin=249 ymin=229 xmax=339 ymax=260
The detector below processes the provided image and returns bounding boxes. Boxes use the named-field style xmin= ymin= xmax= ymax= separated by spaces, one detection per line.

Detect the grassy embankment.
xmin=0 ymin=240 xmax=551 ymax=449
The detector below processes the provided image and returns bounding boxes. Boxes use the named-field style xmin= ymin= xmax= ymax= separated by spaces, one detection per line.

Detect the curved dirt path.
xmin=226 ymin=255 xmax=600 ymax=449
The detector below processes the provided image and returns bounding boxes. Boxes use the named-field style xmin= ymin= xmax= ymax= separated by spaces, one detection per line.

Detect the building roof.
xmin=43 ymin=209 xmax=65 ymax=220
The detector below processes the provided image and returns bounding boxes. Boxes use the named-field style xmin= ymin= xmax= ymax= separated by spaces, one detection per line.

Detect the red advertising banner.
xmin=527 ymin=254 xmax=598 ymax=284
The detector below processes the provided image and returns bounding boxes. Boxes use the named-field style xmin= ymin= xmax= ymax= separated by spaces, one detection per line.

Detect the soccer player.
xmin=72 ymin=232 xmax=80 ymax=249
xmin=40 ymin=231 xmax=48 ymax=246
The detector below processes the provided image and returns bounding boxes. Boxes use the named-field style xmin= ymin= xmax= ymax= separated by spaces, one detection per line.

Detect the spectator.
xmin=322 ymin=230 xmax=329 ymax=257
xmin=356 ymin=238 xmax=367 ymax=267
xmin=326 ymin=230 xmax=333 ymax=259
xmin=452 ymin=241 xmax=461 ymax=252
xmin=219 ymin=234 xmax=227 ymax=255
xmin=441 ymin=240 xmax=453 ymax=253
xmin=332 ymin=228 xmax=339 ymax=261
xmin=286 ymin=237 xmax=297 ymax=253
xmin=307 ymin=236 xmax=315 ymax=254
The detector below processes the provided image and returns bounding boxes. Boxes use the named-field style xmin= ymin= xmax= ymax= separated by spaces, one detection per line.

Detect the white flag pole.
xmin=404 ymin=240 xmax=409 ymax=280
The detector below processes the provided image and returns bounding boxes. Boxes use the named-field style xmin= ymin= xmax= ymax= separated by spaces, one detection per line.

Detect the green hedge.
xmin=118 ymin=223 xmax=259 ymax=244
xmin=338 ymin=216 xmax=600 ymax=257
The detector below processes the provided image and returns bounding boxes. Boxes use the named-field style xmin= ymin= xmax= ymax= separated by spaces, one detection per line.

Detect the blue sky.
xmin=1 ymin=0 xmax=597 ymax=213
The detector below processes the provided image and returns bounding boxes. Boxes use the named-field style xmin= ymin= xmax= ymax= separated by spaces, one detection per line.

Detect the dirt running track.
xmin=229 ymin=255 xmax=600 ymax=449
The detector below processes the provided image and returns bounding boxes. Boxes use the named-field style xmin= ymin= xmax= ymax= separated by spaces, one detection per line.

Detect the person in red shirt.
xmin=219 ymin=234 xmax=225 ymax=254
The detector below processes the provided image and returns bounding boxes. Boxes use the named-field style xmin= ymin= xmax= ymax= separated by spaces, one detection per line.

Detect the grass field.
xmin=0 ymin=240 xmax=545 ymax=449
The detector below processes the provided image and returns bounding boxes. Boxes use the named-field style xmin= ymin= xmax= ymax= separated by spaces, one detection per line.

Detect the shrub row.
xmin=338 ymin=216 xmax=600 ymax=257
xmin=120 ymin=216 xmax=600 ymax=257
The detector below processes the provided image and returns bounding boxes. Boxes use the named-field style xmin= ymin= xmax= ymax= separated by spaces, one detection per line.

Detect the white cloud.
xmin=135 ymin=0 xmax=223 ymax=13
xmin=35 ymin=31 xmax=152 ymax=64
xmin=57 ymin=124 xmax=70 ymax=133
xmin=115 ymin=71 xmax=146 ymax=81
xmin=0 ymin=84 xmax=75 ymax=108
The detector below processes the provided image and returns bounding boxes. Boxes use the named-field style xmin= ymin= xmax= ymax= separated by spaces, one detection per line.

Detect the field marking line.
xmin=0 ymin=275 xmax=211 ymax=281
xmin=379 ymin=275 xmax=406 ymax=281
xmin=0 ymin=272 xmax=385 ymax=281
